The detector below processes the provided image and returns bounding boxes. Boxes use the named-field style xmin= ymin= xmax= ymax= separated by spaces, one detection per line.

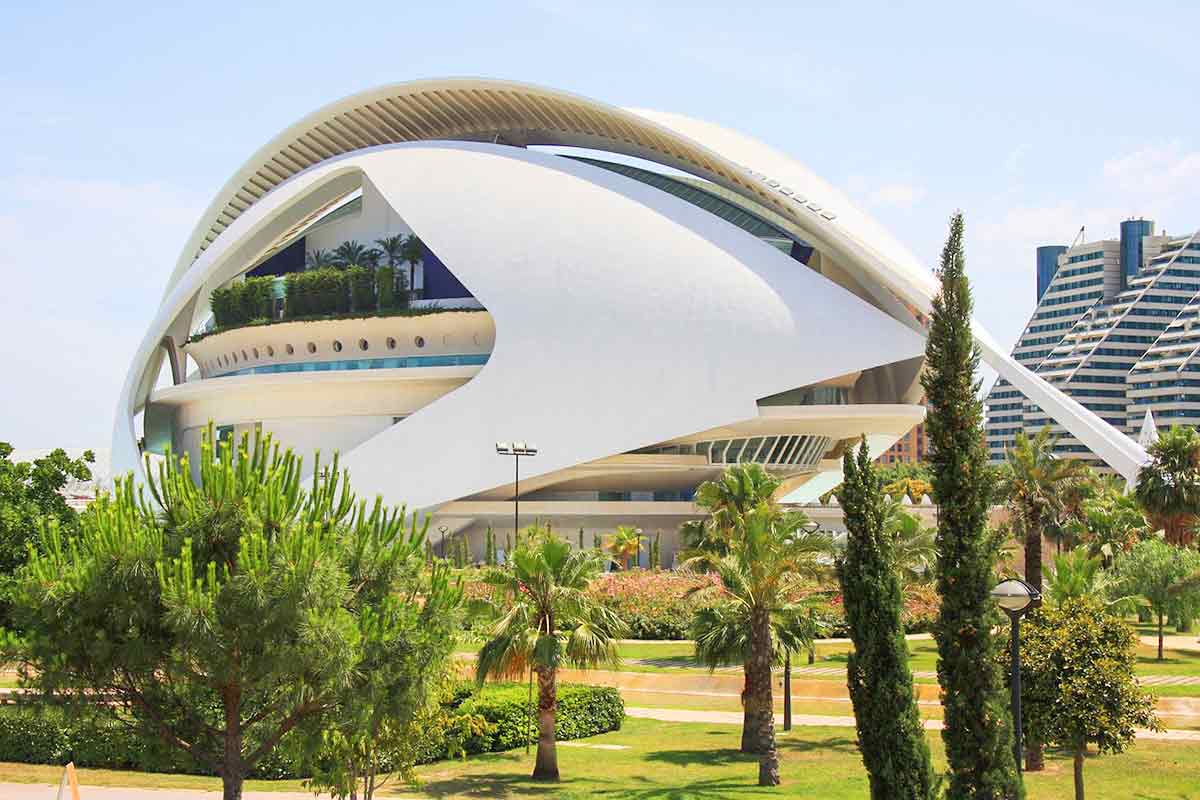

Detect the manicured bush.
xmin=240 ymin=276 xmax=274 ymax=322
xmin=0 ymin=683 xmax=621 ymax=776
xmin=0 ymin=704 xmax=301 ymax=778
xmin=347 ymin=266 xmax=375 ymax=312
xmin=210 ymin=283 xmax=243 ymax=328
xmin=451 ymin=683 xmax=623 ymax=753
xmin=377 ymin=265 xmax=396 ymax=309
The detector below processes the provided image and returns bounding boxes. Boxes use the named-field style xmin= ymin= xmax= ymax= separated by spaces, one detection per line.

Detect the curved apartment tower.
xmin=116 ymin=78 xmax=1147 ymax=563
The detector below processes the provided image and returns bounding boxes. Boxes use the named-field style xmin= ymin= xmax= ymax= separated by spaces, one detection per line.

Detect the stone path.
xmin=624 ymin=706 xmax=1200 ymax=741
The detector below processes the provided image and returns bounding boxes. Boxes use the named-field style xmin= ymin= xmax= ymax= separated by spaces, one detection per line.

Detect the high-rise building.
xmin=984 ymin=220 xmax=1200 ymax=471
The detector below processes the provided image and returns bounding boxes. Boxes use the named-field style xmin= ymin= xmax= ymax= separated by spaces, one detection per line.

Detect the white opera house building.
xmin=115 ymin=78 xmax=1147 ymax=565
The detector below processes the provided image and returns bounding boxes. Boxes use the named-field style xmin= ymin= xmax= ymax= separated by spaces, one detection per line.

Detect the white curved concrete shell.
xmin=117 ymin=78 xmax=1148 ymax=559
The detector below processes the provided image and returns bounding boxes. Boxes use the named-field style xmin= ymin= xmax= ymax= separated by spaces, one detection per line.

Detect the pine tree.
xmin=923 ymin=212 xmax=1022 ymax=799
xmin=839 ymin=438 xmax=934 ymax=799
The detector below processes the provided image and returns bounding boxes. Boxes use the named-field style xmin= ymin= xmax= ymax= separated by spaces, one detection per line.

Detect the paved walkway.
xmin=0 ymin=785 xmax=321 ymax=799
xmin=624 ymin=706 xmax=1200 ymax=742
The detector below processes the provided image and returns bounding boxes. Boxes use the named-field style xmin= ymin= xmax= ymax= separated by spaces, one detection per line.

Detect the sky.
xmin=3 ymin=0 xmax=1200 ymax=450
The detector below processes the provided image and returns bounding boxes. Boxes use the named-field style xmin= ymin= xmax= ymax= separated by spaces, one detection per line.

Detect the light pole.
xmin=438 ymin=525 xmax=448 ymax=558
xmin=991 ymin=577 xmax=1040 ymax=775
xmin=782 ymin=519 xmax=823 ymax=733
xmin=496 ymin=441 xmax=537 ymax=545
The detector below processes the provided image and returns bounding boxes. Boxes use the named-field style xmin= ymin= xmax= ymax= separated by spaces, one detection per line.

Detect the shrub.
xmin=0 ymin=683 xmax=621 ymax=776
xmin=210 ymin=283 xmax=244 ymax=328
xmin=240 ymin=276 xmax=274 ymax=322
xmin=377 ymin=265 xmax=396 ymax=309
xmin=347 ymin=266 xmax=375 ymax=312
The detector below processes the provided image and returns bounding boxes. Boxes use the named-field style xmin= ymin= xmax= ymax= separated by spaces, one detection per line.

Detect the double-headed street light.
xmin=496 ymin=441 xmax=537 ymax=544
xmin=991 ymin=577 xmax=1040 ymax=775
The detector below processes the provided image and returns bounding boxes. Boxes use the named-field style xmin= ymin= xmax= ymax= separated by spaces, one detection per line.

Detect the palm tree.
xmin=607 ymin=525 xmax=642 ymax=570
xmin=305 ymin=248 xmax=337 ymax=269
xmin=1065 ymin=489 xmax=1147 ymax=567
xmin=691 ymin=595 xmax=822 ymax=747
xmin=374 ymin=235 xmax=406 ymax=267
xmin=475 ymin=528 xmax=626 ymax=781
xmin=882 ymin=499 xmax=937 ymax=583
xmin=401 ymin=234 xmax=423 ymax=295
xmin=1001 ymin=427 xmax=1092 ymax=594
xmin=1135 ymin=425 xmax=1200 ymax=546
xmin=332 ymin=240 xmax=382 ymax=269
xmin=1044 ymin=546 xmax=1136 ymax=613
xmin=686 ymin=500 xmax=832 ymax=786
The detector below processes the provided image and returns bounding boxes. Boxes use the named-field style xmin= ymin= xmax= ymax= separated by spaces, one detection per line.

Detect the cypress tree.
xmin=485 ymin=525 xmax=497 ymax=566
xmin=593 ymin=532 xmax=602 ymax=551
xmin=579 ymin=527 xmax=585 ymax=550
xmin=923 ymin=212 xmax=1022 ymax=799
xmin=839 ymin=438 xmax=934 ymax=799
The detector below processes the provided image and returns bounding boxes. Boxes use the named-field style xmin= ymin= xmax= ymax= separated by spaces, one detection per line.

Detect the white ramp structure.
xmin=114 ymin=78 xmax=1148 ymax=560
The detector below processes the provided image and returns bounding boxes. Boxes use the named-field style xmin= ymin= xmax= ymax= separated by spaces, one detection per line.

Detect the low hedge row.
xmin=0 ymin=682 xmax=624 ymax=778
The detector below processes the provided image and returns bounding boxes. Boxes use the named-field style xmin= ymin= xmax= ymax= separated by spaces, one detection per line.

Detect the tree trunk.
xmin=1073 ymin=743 xmax=1085 ymax=800
xmin=222 ymin=686 xmax=243 ymax=800
xmin=1158 ymin=611 xmax=1165 ymax=661
xmin=747 ymin=606 xmax=780 ymax=785
xmin=532 ymin=666 xmax=559 ymax=781
xmin=740 ymin=665 xmax=754 ymax=753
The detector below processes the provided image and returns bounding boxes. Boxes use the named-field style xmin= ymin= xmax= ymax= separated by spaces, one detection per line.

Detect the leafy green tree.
xmin=11 ymin=428 xmax=435 ymax=800
xmin=838 ymin=438 xmax=934 ymax=799
xmin=922 ymin=212 xmax=1022 ymax=799
xmin=1114 ymin=538 xmax=1200 ymax=659
xmin=485 ymin=525 xmax=497 ymax=566
xmin=686 ymin=498 xmax=830 ymax=785
xmin=1134 ymin=425 xmax=1200 ymax=546
xmin=304 ymin=564 xmax=462 ymax=800
xmin=607 ymin=525 xmax=642 ymax=570
xmin=1017 ymin=598 xmax=1159 ymax=800
xmin=474 ymin=527 xmax=626 ymax=781
xmin=0 ymin=443 xmax=93 ymax=629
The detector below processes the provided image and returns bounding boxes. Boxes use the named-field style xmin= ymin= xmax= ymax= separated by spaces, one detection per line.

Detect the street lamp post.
xmin=783 ymin=519 xmax=824 ymax=733
xmin=991 ymin=577 xmax=1041 ymax=775
xmin=438 ymin=525 xmax=448 ymax=559
xmin=496 ymin=441 xmax=537 ymax=545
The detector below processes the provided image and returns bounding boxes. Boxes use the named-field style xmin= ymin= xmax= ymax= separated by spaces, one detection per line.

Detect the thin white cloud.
xmin=1103 ymin=140 xmax=1200 ymax=197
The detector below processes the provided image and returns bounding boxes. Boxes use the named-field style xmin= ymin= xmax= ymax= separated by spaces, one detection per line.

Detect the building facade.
xmin=117 ymin=79 xmax=1148 ymax=564
xmin=986 ymin=220 xmax=1200 ymax=471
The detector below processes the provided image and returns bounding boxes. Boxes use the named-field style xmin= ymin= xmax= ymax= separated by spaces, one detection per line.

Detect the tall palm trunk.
xmin=740 ymin=664 xmax=754 ymax=753
xmin=532 ymin=666 xmax=560 ymax=781
xmin=746 ymin=606 xmax=780 ymax=786
xmin=1023 ymin=516 xmax=1046 ymax=772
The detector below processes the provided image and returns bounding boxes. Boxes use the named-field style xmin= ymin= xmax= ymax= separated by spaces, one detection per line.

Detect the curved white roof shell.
xmin=121 ymin=78 xmax=1148 ymax=493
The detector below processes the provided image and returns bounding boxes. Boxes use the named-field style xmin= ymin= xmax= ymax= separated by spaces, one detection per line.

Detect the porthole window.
xmin=241 ymin=350 xmax=248 ymax=361
xmin=332 ymin=340 xmax=343 ymax=353
xmin=307 ymin=342 xmax=317 ymax=354
xmin=386 ymin=337 xmax=397 ymax=350
xmin=414 ymin=336 xmax=425 ymax=348
xmin=358 ymin=339 xmax=369 ymax=351
xmin=266 ymin=345 xmax=275 ymax=357
xmin=252 ymin=347 xmax=259 ymax=359
xmin=286 ymin=344 xmax=295 ymax=355
xmin=232 ymin=353 xmax=238 ymax=364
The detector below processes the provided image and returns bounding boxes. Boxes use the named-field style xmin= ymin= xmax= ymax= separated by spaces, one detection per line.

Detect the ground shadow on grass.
xmin=777 ymin=734 xmax=859 ymax=755
xmin=412 ymin=773 xmax=621 ymax=798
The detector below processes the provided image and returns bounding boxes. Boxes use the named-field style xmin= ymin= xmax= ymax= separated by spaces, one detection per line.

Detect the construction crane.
xmin=1069 ymin=225 xmax=1086 ymax=249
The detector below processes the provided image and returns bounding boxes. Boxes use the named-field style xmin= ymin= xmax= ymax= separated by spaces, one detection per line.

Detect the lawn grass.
xmin=4 ymin=717 xmax=1196 ymax=798
xmin=409 ymin=717 xmax=1200 ymax=799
